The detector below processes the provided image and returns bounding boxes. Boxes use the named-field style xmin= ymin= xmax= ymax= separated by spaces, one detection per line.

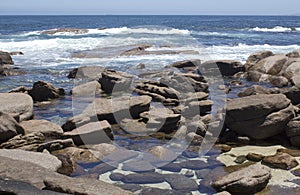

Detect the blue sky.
xmin=1 ymin=0 xmax=300 ymax=15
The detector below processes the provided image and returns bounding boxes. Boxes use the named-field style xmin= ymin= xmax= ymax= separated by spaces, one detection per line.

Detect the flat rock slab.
xmin=121 ymin=172 xmax=165 ymax=184
xmin=44 ymin=175 xmax=132 ymax=195
xmin=212 ymin=164 xmax=271 ymax=194
xmin=20 ymin=119 xmax=63 ymax=137
xmin=0 ymin=149 xmax=62 ymax=172
xmin=262 ymin=152 xmax=299 ymax=170
xmin=0 ymin=93 xmax=33 ymax=122
xmin=64 ymin=121 xmax=113 ymax=146
xmin=0 ymin=178 xmax=68 ymax=195
xmin=164 ymin=174 xmax=198 ymax=192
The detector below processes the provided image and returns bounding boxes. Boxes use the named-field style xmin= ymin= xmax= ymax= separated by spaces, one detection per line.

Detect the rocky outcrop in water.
xmin=41 ymin=28 xmax=89 ymax=35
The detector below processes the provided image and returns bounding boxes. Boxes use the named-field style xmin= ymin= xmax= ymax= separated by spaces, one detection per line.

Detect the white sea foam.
xmin=250 ymin=26 xmax=300 ymax=32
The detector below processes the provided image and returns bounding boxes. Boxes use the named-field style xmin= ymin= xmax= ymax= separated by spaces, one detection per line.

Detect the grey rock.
xmin=28 ymin=81 xmax=65 ymax=102
xmin=202 ymin=60 xmax=245 ymax=76
xmin=121 ymin=172 xmax=165 ymax=184
xmin=244 ymin=51 xmax=274 ymax=71
xmin=99 ymin=69 xmax=132 ymax=94
xmin=20 ymin=119 xmax=63 ymax=138
xmin=70 ymin=80 xmax=102 ymax=96
xmin=68 ymin=65 xmax=106 ymax=79
xmin=262 ymin=152 xmax=299 ymax=170
xmin=0 ymin=51 xmax=14 ymax=65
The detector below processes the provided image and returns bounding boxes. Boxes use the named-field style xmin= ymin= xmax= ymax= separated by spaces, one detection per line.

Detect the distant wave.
xmin=249 ymin=26 xmax=300 ymax=32
xmin=20 ymin=27 xmax=191 ymax=36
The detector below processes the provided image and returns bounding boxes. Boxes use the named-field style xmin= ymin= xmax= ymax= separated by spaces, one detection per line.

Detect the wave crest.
xmin=250 ymin=26 xmax=300 ymax=32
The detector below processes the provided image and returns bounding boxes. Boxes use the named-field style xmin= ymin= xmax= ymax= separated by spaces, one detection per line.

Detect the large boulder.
xmin=63 ymin=121 xmax=113 ymax=146
xmin=0 ymin=112 xmax=24 ymax=144
xmin=0 ymin=51 xmax=14 ymax=65
xmin=212 ymin=164 xmax=271 ymax=194
xmin=0 ymin=93 xmax=34 ymax=122
xmin=70 ymin=81 xmax=102 ymax=96
xmin=225 ymin=94 xmax=295 ymax=139
xmin=248 ymin=55 xmax=288 ymax=75
xmin=28 ymin=81 xmax=65 ymax=102
xmin=286 ymin=116 xmax=300 ymax=148
xmin=244 ymin=51 xmax=274 ymax=71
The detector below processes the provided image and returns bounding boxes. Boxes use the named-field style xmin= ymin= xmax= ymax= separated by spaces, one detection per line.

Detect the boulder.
xmin=0 ymin=132 xmax=45 ymax=151
xmin=225 ymin=94 xmax=295 ymax=139
xmin=20 ymin=120 xmax=63 ymax=138
xmin=0 ymin=93 xmax=34 ymax=122
xmin=0 ymin=51 xmax=14 ymax=65
xmin=248 ymin=55 xmax=288 ymax=76
xmin=64 ymin=121 xmax=113 ymax=146
xmin=0 ymin=112 xmax=24 ymax=144
xmin=37 ymin=139 xmax=74 ymax=152
xmin=70 ymin=81 xmax=102 ymax=96
xmin=201 ymin=60 xmax=245 ymax=76
xmin=28 ymin=81 xmax=65 ymax=102
xmin=98 ymin=69 xmax=132 ymax=94
xmin=67 ymin=66 xmax=106 ymax=79
xmin=52 ymin=147 xmax=100 ymax=164
xmin=41 ymin=28 xmax=89 ymax=35
xmin=262 ymin=152 xmax=299 ymax=170
xmin=166 ymin=59 xmax=201 ymax=71
xmin=121 ymin=172 xmax=165 ymax=184
xmin=286 ymin=116 xmax=300 ymax=147
xmin=244 ymin=51 xmax=274 ymax=71
xmin=212 ymin=164 xmax=271 ymax=194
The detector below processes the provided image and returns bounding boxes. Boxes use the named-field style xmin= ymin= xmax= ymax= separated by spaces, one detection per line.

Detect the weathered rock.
xmin=20 ymin=120 xmax=63 ymax=138
xmin=37 ymin=139 xmax=74 ymax=152
xmin=98 ymin=69 xmax=132 ymax=94
xmin=0 ymin=149 xmax=62 ymax=172
xmin=0 ymin=51 xmax=14 ymax=65
xmin=122 ymin=160 xmax=156 ymax=172
xmin=140 ymin=108 xmax=181 ymax=134
xmin=291 ymin=75 xmax=300 ymax=88
xmin=68 ymin=65 xmax=106 ymax=79
xmin=262 ymin=152 xmax=299 ymax=170
xmin=286 ymin=50 xmax=300 ymax=58
xmin=188 ymin=100 xmax=213 ymax=115
xmin=44 ymin=175 xmax=132 ymax=195
xmin=41 ymin=28 xmax=89 ymax=35
xmin=244 ymin=51 xmax=274 ymax=71
xmin=110 ymin=173 xmax=125 ymax=181
xmin=225 ymin=94 xmax=295 ymax=139
xmin=164 ymin=174 xmax=198 ymax=192
xmin=180 ymin=160 xmax=212 ymax=170
xmin=286 ymin=116 xmax=300 ymax=148
xmin=201 ymin=60 xmax=245 ymax=76
xmin=238 ymin=85 xmax=271 ymax=97
xmin=0 ymin=132 xmax=45 ymax=151
xmin=140 ymin=187 xmax=186 ymax=195
xmin=121 ymin=172 xmax=165 ymax=184
xmin=147 ymin=146 xmax=178 ymax=162
xmin=28 ymin=81 xmax=65 ymax=102
xmin=159 ymin=162 xmax=182 ymax=172
xmin=246 ymin=153 xmax=265 ymax=162
xmin=134 ymin=81 xmax=180 ymax=106
xmin=120 ymin=45 xmax=151 ymax=56
xmin=9 ymin=51 xmax=24 ymax=56
xmin=120 ymin=118 xmax=156 ymax=135
xmin=277 ymin=148 xmax=300 ymax=157
xmin=167 ymin=59 xmax=201 ymax=71
xmin=0 ymin=93 xmax=33 ymax=122
xmin=234 ymin=156 xmax=247 ymax=164
xmin=88 ymin=162 xmax=116 ymax=175
xmin=64 ymin=121 xmax=113 ymax=146
xmin=52 ymin=147 xmax=100 ymax=164
xmin=212 ymin=164 xmax=271 ymax=194
xmin=0 ymin=112 xmax=24 ymax=144
xmin=70 ymin=80 xmax=102 ymax=96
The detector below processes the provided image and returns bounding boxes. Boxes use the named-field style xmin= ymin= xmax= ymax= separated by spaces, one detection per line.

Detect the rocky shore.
xmin=1 ymin=47 xmax=300 ymax=195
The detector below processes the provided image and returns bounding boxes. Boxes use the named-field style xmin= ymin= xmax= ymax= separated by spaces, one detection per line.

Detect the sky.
xmin=1 ymin=0 xmax=300 ymax=15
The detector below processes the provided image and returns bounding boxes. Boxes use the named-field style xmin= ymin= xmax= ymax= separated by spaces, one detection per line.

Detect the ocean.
xmin=1 ymin=15 xmax=300 ymax=123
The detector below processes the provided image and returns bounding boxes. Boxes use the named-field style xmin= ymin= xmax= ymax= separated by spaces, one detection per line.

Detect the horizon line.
xmin=0 ymin=14 xmax=299 ymax=16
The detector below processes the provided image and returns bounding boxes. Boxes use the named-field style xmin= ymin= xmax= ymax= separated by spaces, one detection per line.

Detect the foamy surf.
xmin=249 ymin=26 xmax=300 ymax=32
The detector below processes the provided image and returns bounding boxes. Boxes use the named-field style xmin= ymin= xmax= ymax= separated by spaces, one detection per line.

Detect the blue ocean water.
xmin=0 ymin=15 xmax=300 ymax=123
